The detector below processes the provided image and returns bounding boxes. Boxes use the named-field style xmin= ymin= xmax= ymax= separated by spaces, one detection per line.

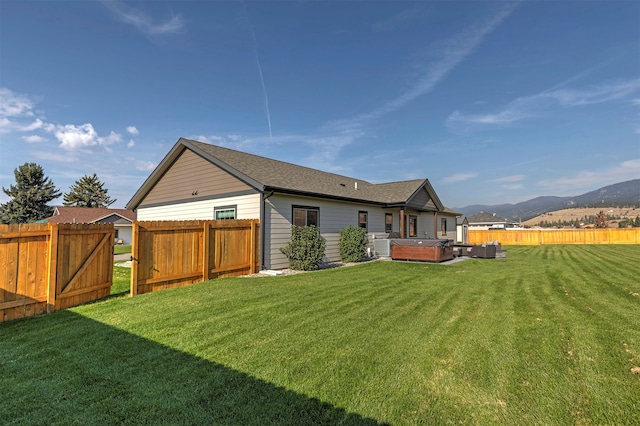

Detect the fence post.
xmin=46 ymin=223 xmax=59 ymax=313
xmin=203 ymin=221 xmax=210 ymax=281
xmin=130 ymin=221 xmax=139 ymax=297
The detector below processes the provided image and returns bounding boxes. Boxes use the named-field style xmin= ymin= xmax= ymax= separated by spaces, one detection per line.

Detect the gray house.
xmin=46 ymin=207 xmax=136 ymax=244
xmin=467 ymin=212 xmax=515 ymax=230
xmin=126 ymin=138 xmax=459 ymax=269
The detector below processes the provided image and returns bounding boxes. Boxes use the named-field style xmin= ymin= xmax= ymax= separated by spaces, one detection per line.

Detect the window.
xmin=292 ymin=206 xmax=319 ymax=227
xmin=408 ymin=215 xmax=417 ymax=237
xmin=358 ymin=211 xmax=368 ymax=230
xmin=214 ymin=206 xmax=236 ymax=220
xmin=385 ymin=213 xmax=393 ymax=233
xmin=441 ymin=218 xmax=447 ymax=235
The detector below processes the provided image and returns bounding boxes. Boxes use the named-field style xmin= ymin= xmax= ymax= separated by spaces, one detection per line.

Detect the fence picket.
xmin=1 ymin=223 xmax=113 ymax=322
xmin=131 ymin=219 xmax=260 ymax=295
xmin=469 ymin=228 xmax=640 ymax=245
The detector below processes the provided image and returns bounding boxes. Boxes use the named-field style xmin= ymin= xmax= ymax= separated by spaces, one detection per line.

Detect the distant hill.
xmin=455 ymin=179 xmax=640 ymax=221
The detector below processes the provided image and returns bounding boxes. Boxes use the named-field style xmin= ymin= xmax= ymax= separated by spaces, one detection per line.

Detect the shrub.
xmin=280 ymin=225 xmax=326 ymax=271
xmin=339 ymin=225 xmax=369 ymax=263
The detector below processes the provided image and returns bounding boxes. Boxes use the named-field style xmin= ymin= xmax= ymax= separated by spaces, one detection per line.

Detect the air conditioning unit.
xmin=373 ymin=239 xmax=391 ymax=257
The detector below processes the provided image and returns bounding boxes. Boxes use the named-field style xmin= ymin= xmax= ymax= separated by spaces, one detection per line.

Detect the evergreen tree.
xmin=63 ymin=173 xmax=116 ymax=208
xmin=0 ymin=163 xmax=61 ymax=224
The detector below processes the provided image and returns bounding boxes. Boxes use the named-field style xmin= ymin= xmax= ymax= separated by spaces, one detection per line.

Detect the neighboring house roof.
xmin=127 ymin=138 xmax=453 ymax=212
xmin=467 ymin=212 xmax=510 ymax=224
xmin=46 ymin=207 xmax=136 ymax=224
xmin=456 ymin=215 xmax=469 ymax=225
xmin=442 ymin=206 xmax=462 ymax=216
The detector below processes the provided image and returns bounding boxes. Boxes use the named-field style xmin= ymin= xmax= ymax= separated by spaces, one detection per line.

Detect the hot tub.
xmin=390 ymin=239 xmax=454 ymax=262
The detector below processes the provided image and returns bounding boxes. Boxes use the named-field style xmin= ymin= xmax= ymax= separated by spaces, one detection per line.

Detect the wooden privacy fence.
xmin=131 ymin=219 xmax=260 ymax=296
xmin=0 ymin=223 xmax=114 ymax=322
xmin=469 ymin=228 xmax=640 ymax=245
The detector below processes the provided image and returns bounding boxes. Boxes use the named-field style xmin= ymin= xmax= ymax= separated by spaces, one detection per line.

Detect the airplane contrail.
xmin=243 ymin=3 xmax=272 ymax=138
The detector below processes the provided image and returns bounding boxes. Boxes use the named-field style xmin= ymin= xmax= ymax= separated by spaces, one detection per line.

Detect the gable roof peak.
xmin=127 ymin=138 xmax=449 ymax=210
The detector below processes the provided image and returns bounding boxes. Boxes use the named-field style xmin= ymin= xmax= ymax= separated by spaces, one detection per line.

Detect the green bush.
xmin=280 ymin=225 xmax=326 ymax=271
xmin=339 ymin=225 xmax=369 ymax=263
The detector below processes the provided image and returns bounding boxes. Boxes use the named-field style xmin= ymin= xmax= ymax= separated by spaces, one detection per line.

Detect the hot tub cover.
xmin=390 ymin=239 xmax=452 ymax=247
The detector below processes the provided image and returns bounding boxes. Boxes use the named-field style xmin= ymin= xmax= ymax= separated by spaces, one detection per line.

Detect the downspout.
xmin=434 ymin=211 xmax=438 ymax=239
xmin=260 ymin=190 xmax=275 ymax=270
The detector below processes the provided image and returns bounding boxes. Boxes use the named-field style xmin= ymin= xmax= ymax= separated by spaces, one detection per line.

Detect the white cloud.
xmin=448 ymin=109 xmax=529 ymax=126
xmin=104 ymin=1 xmax=184 ymax=36
xmin=442 ymin=173 xmax=477 ymax=184
xmin=101 ymin=131 xmax=122 ymax=145
xmin=537 ymin=159 xmax=640 ymax=193
xmin=127 ymin=140 xmax=135 ymax=148
xmin=302 ymin=132 xmax=363 ymax=173
xmin=48 ymin=123 xmax=122 ymax=151
xmin=135 ymin=160 xmax=157 ymax=171
xmin=0 ymin=88 xmax=35 ymax=118
xmin=545 ymin=80 xmax=640 ymax=107
xmin=0 ymin=89 xmax=40 ymax=133
xmin=328 ymin=2 xmax=519 ymax=133
xmin=189 ymin=3 xmax=519 ymax=176
xmin=31 ymin=150 xmax=79 ymax=163
xmin=22 ymin=135 xmax=47 ymax=143
xmin=189 ymin=134 xmax=257 ymax=152
xmin=448 ymin=79 xmax=640 ymax=128
xmin=21 ymin=119 xmax=44 ymax=131
xmin=0 ymin=117 xmax=13 ymax=133
xmin=501 ymin=184 xmax=523 ymax=190
xmin=490 ymin=175 xmax=525 ymax=183
xmin=191 ymin=134 xmax=225 ymax=144
xmin=126 ymin=125 xmax=139 ymax=135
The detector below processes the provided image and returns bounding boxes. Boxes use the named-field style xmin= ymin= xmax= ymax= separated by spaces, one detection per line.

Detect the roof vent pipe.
xmin=355 ymin=181 xmax=358 ymax=190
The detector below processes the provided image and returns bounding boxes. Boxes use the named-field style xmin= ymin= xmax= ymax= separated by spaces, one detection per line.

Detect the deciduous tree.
xmin=594 ymin=210 xmax=608 ymax=228
xmin=0 ymin=163 xmax=61 ymax=224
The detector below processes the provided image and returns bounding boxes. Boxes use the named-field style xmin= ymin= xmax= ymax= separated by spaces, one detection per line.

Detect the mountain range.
xmin=454 ymin=179 xmax=640 ymax=221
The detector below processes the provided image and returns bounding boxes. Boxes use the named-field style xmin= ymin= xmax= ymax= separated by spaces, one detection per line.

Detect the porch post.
xmin=400 ymin=208 xmax=405 ymax=238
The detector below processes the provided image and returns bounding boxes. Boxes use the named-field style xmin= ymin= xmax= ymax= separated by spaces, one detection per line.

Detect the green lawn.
xmin=111 ymin=263 xmax=130 ymax=296
xmin=113 ymin=244 xmax=132 ymax=255
xmin=1 ymin=245 xmax=639 ymax=425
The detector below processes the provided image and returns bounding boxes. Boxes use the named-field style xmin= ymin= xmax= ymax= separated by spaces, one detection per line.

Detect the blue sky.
xmin=1 ymin=0 xmax=638 ymax=209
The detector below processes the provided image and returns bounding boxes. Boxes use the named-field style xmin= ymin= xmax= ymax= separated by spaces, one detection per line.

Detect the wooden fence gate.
xmin=0 ymin=223 xmax=114 ymax=322
xmin=131 ymin=219 xmax=260 ymax=296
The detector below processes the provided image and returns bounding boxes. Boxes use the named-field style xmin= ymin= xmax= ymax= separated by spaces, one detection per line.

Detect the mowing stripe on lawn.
xmin=1 ymin=245 xmax=638 ymax=425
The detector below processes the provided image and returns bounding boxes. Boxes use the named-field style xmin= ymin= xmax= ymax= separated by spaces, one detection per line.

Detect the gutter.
xmin=260 ymin=190 xmax=275 ymax=270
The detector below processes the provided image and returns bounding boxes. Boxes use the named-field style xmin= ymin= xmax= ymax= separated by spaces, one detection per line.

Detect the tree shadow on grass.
xmin=0 ymin=311 xmax=386 ymax=425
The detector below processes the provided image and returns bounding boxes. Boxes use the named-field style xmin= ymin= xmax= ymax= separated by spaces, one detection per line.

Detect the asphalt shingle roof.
xmin=185 ymin=139 xmax=428 ymax=204
xmin=467 ymin=212 xmax=509 ymax=223
xmin=47 ymin=207 xmax=136 ymax=224
xmin=128 ymin=138 xmax=452 ymax=212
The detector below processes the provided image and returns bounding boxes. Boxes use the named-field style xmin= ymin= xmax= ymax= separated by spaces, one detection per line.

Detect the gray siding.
xmin=416 ymin=211 xmax=436 ymax=239
xmin=139 ymin=149 xmax=253 ymax=207
xmin=438 ymin=213 xmax=458 ymax=241
xmin=407 ymin=187 xmax=437 ymax=211
xmin=264 ymin=194 xmax=393 ymax=269
xmin=97 ymin=215 xmax=131 ymax=225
